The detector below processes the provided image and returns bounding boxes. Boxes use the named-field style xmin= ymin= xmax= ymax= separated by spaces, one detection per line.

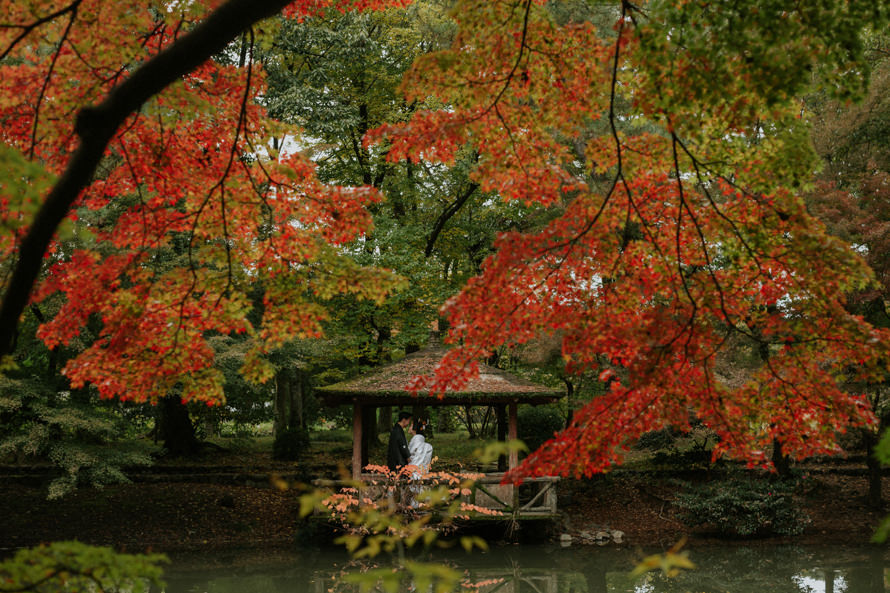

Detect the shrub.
xmin=651 ymin=447 xmax=712 ymax=469
xmin=0 ymin=376 xmax=152 ymax=499
xmin=0 ymin=541 xmax=166 ymax=593
xmin=635 ymin=427 xmax=679 ymax=451
xmin=674 ymin=477 xmax=809 ymax=536
xmin=273 ymin=427 xmax=311 ymax=460
xmin=517 ymin=405 xmax=564 ymax=453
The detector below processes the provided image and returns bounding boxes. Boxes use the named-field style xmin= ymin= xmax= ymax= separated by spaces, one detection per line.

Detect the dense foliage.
xmin=674 ymin=477 xmax=809 ymax=537
xmin=0 ymin=375 xmax=151 ymax=498
xmin=384 ymin=1 xmax=890 ymax=479
xmin=272 ymin=426 xmax=311 ymax=460
xmin=2 ymin=0 xmax=890 ymax=484
xmin=517 ymin=405 xmax=564 ymax=454
xmin=0 ymin=541 xmax=166 ymax=593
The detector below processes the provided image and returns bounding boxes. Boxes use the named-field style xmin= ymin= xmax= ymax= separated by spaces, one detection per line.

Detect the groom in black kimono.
xmin=387 ymin=411 xmax=413 ymax=472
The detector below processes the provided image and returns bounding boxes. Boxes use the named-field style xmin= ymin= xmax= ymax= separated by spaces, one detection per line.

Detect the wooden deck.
xmin=313 ymin=472 xmax=559 ymax=521
xmin=467 ymin=473 xmax=559 ymax=519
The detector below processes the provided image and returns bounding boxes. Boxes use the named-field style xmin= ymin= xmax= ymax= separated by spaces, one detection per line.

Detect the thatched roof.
xmin=316 ymin=337 xmax=563 ymax=406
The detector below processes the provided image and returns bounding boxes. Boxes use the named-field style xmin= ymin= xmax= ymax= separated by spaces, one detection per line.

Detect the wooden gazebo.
xmin=316 ymin=336 xmax=565 ymax=519
xmin=316 ymin=337 xmax=564 ymax=479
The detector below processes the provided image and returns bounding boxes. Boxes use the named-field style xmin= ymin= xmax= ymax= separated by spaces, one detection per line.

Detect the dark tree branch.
xmin=424 ymin=182 xmax=478 ymax=257
xmin=0 ymin=0 xmax=82 ymax=60
xmin=29 ymin=6 xmax=78 ymax=160
xmin=0 ymin=0 xmax=292 ymax=358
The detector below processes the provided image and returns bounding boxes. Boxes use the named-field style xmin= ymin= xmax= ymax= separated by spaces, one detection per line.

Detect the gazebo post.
xmin=508 ymin=401 xmax=518 ymax=469
xmin=496 ymin=404 xmax=507 ymax=472
xmin=352 ymin=402 xmax=363 ymax=480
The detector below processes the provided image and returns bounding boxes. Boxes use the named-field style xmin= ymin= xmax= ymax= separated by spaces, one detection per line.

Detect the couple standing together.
xmin=387 ymin=411 xmax=433 ymax=475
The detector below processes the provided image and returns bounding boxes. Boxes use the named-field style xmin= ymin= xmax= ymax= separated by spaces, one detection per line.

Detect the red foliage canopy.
xmin=369 ymin=0 xmax=890 ymax=478
xmin=0 ymin=0 xmax=406 ymax=402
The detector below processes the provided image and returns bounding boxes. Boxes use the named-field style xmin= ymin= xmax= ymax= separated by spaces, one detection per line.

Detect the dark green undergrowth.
xmin=674 ymin=475 xmax=810 ymax=536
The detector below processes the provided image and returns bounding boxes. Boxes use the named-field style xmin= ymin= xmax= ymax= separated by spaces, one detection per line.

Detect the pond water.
xmin=162 ymin=543 xmax=890 ymax=593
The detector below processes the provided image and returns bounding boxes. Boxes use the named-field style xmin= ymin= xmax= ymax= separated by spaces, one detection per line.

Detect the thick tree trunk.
xmin=462 ymin=405 xmax=478 ymax=439
xmin=378 ymin=406 xmax=392 ymax=435
xmin=563 ymin=378 xmax=574 ymax=426
xmin=291 ymin=373 xmax=303 ymax=429
xmin=771 ymin=440 xmax=791 ymax=478
xmin=478 ymin=405 xmax=494 ymax=438
xmin=361 ymin=405 xmax=375 ymax=467
xmin=437 ymin=407 xmax=455 ymax=433
xmin=273 ymin=371 xmax=290 ymax=438
xmin=497 ymin=404 xmax=507 ymax=472
xmin=865 ymin=391 xmax=888 ymax=509
xmin=157 ymin=395 xmax=200 ymax=457
xmin=865 ymin=426 xmax=884 ymax=508
xmin=274 ymin=369 xmax=305 ymax=439
xmin=203 ymin=407 xmax=219 ymax=438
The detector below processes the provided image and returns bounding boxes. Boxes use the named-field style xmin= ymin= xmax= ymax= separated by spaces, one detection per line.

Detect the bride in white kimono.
xmin=408 ymin=419 xmax=433 ymax=474
xmin=406 ymin=420 xmax=433 ymax=507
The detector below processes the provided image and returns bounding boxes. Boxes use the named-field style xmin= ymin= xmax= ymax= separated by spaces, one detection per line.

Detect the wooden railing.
xmin=313 ymin=472 xmax=559 ymax=519
xmin=467 ymin=473 xmax=559 ymax=518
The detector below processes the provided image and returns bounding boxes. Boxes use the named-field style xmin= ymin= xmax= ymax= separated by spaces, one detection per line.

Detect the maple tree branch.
xmin=117 ymin=139 xmax=151 ymax=252
xmin=669 ymin=137 xmax=700 ymax=359
xmin=485 ymin=0 xmax=532 ymax=114
xmin=28 ymin=7 xmax=78 ymax=160
xmin=670 ymin=133 xmax=776 ymax=362
xmin=491 ymin=103 xmax=532 ymax=183
xmin=454 ymin=0 xmax=532 ymax=122
xmin=0 ymin=0 xmax=82 ymax=61
xmin=0 ymin=0 xmax=293 ymax=358
xmin=240 ymin=141 xmax=280 ymax=235
xmin=602 ymin=8 xmax=676 ymax=300
xmin=604 ymin=3 xmax=649 ymax=276
xmin=178 ymin=30 xmax=257 ymax=348
xmin=670 ymin=135 xmax=809 ymax=354
xmin=530 ymin=2 xmax=632 ymax=260
xmin=608 ymin=5 xmax=628 ymax=187
xmin=673 ymin=134 xmax=764 ymax=270
xmin=217 ymin=28 xmax=257 ymax=306
xmin=66 ymin=22 xmax=165 ymax=87
xmin=425 ymin=181 xmax=479 ymax=257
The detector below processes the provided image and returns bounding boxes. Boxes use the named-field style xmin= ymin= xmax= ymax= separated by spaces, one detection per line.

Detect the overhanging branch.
xmin=0 ymin=0 xmax=292 ymax=357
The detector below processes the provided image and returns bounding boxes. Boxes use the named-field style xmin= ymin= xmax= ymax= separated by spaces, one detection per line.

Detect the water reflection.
xmin=161 ymin=544 xmax=890 ymax=593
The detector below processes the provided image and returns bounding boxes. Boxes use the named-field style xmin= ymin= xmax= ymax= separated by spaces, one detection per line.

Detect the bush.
xmin=0 ymin=376 xmax=153 ymax=499
xmin=651 ymin=447 xmax=712 ymax=469
xmin=0 ymin=542 xmax=166 ymax=593
xmin=674 ymin=477 xmax=809 ymax=536
xmin=273 ymin=427 xmax=311 ymax=460
xmin=518 ymin=405 xmax=564 ymax=453
xmin=635 ymin=427 xmax=679 ymax=451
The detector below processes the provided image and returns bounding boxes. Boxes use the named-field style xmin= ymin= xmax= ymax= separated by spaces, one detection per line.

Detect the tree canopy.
xmin=0 ymin=0 xmax=408 ymax=403
xmin=2 ymin=0 xmax=890 ymax=480
xmin=373 ymin=0 xmax=890 ymax=477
